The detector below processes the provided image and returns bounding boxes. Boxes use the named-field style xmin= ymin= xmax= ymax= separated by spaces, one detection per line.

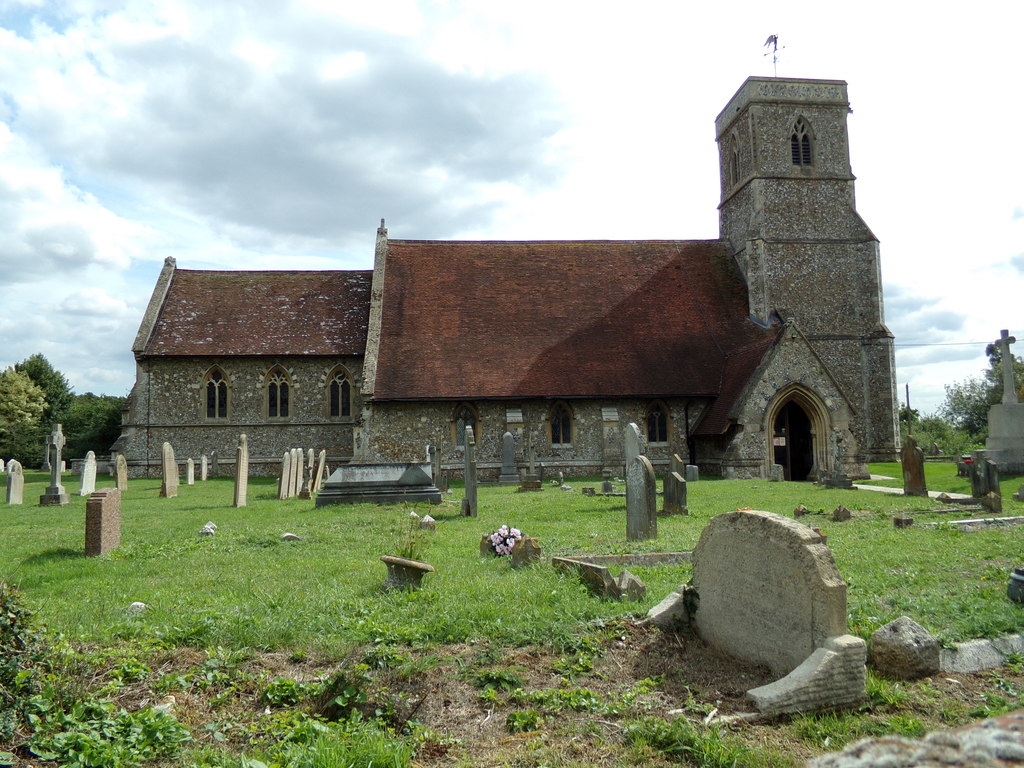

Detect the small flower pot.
xmin=380 ymin=555 xmax=435 ymax=591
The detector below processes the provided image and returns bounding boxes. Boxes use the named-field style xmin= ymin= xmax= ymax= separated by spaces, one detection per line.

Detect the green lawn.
xmin=3 ymin=466 xmax=1023 ymax=768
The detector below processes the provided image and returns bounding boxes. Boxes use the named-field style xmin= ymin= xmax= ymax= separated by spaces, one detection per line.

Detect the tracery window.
xmin=646 ymin=401 xmax=670 ymax=444
xmin=327 ymin=366 xmax=352 ymax=418
xmin=204 ymin=367 xmax=229 ymax=419
xmin=549 ymin=402 xmax=573 ymax=446
xmin=791 ymin=118 xmax=812 ymax=166
xmin=266 ymin=366 xmax=291 ymax=419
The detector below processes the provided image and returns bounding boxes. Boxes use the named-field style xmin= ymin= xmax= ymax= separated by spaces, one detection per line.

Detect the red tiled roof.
xmin=371 ymin=240 xmax=777 ymax=403
xmin=693 ymin=335 xmax=780 ymax=435
xmin=144 ymin=270 xmax=372 ymax=356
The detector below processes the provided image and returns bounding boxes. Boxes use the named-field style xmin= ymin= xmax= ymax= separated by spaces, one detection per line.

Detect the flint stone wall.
xmin=691 ymin=510 xmax=848 ymax=677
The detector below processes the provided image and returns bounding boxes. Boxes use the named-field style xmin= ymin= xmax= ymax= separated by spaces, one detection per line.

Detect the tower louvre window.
xmin=791 ymin=118 xmax=812 ymax=166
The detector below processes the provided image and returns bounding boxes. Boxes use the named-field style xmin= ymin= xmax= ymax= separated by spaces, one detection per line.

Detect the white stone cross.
xmin=996 ymin=329 xmax=1017 ymax=404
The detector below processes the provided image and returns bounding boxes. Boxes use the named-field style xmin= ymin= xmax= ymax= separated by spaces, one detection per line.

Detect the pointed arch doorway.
xmin=773 ymin=401 xmax=814 ymax=481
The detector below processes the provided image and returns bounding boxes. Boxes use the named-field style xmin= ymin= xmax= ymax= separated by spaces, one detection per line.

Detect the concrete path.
xmin=852 ymin=483 xmax=973 ymax=501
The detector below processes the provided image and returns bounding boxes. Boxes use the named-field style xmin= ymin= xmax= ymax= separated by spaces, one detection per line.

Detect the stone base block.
xmin=746 ymin=635 xmax=866 ymax=716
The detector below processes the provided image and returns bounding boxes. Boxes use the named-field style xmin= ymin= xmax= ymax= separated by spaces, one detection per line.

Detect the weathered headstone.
xmin=39 ymin=424 xmax=70 ymax=506
xmin=233 ymin=434 xmax=249 ymax=508
xmin=307 ymin=448 xmax=314 ymax=476
xmin=901 ymin=434 xmax=927 ymax=497
xmin=200 ymin=454 xmax=208 ymax=481
xmin=770 ymin=463 xmax=784 ymax=482
xmin=313 ymin=449 xmax=326 ymax=493
xmin=115 ymin=454 xmax=128 ymax=491
xmin=6 ymin=460 xmax=24 ymax=505
xmin=687 ymin=510 xmax=865 ymax=714
xmin=79 ymin=451 xmax=97 ymax=496
xmin=292 ymin=448 xmax=303 ymax=497
xmin=85 ymin=488 xmax=121 ymax=556
xmin=41 ymin=442 xmax=51 ymax=472
xmin=0 ymin=459 xmax=4 ymax=472
xmin=278 ymin=451 xmax=291 ymax=500
xmin=601 ymin=468 xmax=614 ymax=494
xmin=461 ymin=426 xmax=477 ymax=517
xmin=159 ymin=442 xmax=178 ymax=498
xmin=186 ymin=457 xmax=195 ymax=485
xmin=498 ymin=431 xmax=518 ymax=484
xmin=626 ymin=455 xmax=657 ymax=541
xmin=623 ymin=422 xmax=642 ymax=475
xmin=427 ymin=444 xmax=438 ymax=481
xmin=662 ymin=471 xmax=688 ymax=515
xmin=685 ymin=464 xmax=699 ymax=482
xmin=510 ymin=537 xmax=542 ymax=569
xmin=210 ymin=451 xmax=220 ymax=477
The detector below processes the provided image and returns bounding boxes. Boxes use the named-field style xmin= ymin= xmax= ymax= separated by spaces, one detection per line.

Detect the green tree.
xmin=64 ymin=393 xmax=126 ymax=458
xmin=15 ymin=354 xmax=74 ymax=428
xmin=939 ymin=352 xmax=1024 ymax=438
xmin=0 ymin=367 xmax=46 ymax=463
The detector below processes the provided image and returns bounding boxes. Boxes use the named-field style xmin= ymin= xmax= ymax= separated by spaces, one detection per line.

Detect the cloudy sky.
xmin=0 ymin=0 xmax=1021 ymax=416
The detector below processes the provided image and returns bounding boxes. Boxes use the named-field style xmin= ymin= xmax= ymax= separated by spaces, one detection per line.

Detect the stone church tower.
xmin=715 ymin=77 xmax=899 ymax=471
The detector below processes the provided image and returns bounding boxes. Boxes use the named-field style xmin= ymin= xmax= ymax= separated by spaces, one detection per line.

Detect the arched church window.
xmin=266 ymin=366 xmax=291 ymax=419
xmin=203 ymin=367 xmax=229 ymax=419
xmin=327 ymin=366 xmax=352 ymax=418
xmin=791 ymin=118 xmax=812 ymax=166
xmin=646 ymin=402 xmax=670 ymax=444
xmin=453 ymin=403 xmax=478 ymax=447
xmin=549 ymin=402 xmax=573 ymax=446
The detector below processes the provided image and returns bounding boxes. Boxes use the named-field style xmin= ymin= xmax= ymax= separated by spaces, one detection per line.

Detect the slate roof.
xmin=143 ymin=269 xmax=372 ymax=356
xmin=371 ymin=240 xmax=779 ymax=419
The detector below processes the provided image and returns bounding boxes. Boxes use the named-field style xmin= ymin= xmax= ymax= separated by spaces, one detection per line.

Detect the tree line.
xmin=0 ymin=354 xmax=126 ymax=467
xmin=902 ymin=347 xmax=1024 ymax=458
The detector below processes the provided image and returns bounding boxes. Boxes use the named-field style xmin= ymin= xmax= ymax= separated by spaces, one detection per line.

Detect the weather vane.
xmin=763 ymin=35 xmax=784 ymax=77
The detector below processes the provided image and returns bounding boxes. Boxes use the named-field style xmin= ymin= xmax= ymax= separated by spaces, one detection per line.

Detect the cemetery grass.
xmin=0 ymin=469 xmax=1021 ymax=767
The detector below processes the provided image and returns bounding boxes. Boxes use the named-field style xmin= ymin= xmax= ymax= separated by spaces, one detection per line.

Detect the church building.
xmin=115 ymin=77 xmax=900 ymax=480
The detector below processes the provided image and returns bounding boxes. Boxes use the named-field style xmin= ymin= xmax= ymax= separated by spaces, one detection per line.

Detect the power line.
xmin=893 ymin=341 xmax=990 ymax=348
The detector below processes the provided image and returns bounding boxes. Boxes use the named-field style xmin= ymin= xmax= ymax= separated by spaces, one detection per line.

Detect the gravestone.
xmin=985 ymin=329 xmax=1024 ymax=472
xmin=6 ymin=460 xmax=24 ymax=505
xmin=685 ymin=464 xmax=699 ymax=482
xmin=79 ymin=451 xmax=97 ymax=496
xmin=115 ymin=454 xmax=128 ymax=491
xmin=623 ymin=422 xmax=642 ymax=475
xmin=626 ymin=455 xmax=657 ymax=541
xmin=200 ymin=454 xmax=208 ymax=481
xmin=498 ymin=431 xmax=518 ymax=484
xmin=821 ymin=430 xmax=854 ymax=489
xmin=427 ymin=444 xmax=438 ymax=481
xmin=901 ymin=434 xmax=927 ymax=497
xmin=278 ymin=451 xmax=291 ymax=500
xmin=39 ymin=424 xmax=70 ymax=506
xmin=85 ymin=488 xmax=121 ymax=556
xmin=687 ymin=510 xmax=865 ymax=714
xmin=307 ymin=448 xmax=314 ymax=476
xmin=210 ymin=451 xmax=219 ymax=477
xmin=770 ymin=463 xmax=784 ymax=482
xmin=316 ymin=463 xmax=441 ymax=506
xmin=313 ymin=449 xmax=326 ymax=493
xmin=462 ymin=426 xmax=477 ymax=517
xmin=0 ymin=459 xmax=4 ymax=472
xmin=292 ymin=448 xmax=303 ymax=497
xmin=662 ymin=471 xmax=687 ymax=515
xmin=159 ymin=442 xmax=178 ymax=498
xmin=41 ymin=442 xmax=51 ymax=472
xmin=186 ymin=458 xmax=195 ymax=485
xmin=233 ymin=434 xmax=248 ymax=508
xmin=970 ymin=453 xmax=1001 ymax=498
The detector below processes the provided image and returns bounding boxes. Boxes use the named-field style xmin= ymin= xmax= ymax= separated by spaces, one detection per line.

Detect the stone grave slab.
xmin=316 ymin=463 xmax=442 ymax=507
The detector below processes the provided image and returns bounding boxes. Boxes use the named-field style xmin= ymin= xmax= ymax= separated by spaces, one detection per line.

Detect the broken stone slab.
xmin=832 ymin=505 xmax=852 ymax=521
xmin=940 ymin=634 xmax=1024 ymax=674
xmin=746 ymin=634 xmax=867 ymax=716
xmin=893 ymin=515 xmax=913 ymax=529
xmin=552 ymin=556 xmax=646 ymax=600
xmin=870 ymin=616 xmax=940 ymax=680
xmin=510 ymin=537 xmax=542 ymax=569
xmin=645 ymin=584 xmax=698 ymax=630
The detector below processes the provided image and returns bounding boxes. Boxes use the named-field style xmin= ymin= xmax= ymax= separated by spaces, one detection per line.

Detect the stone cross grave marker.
xmin=901 ymin=434 xmax=927 ymax=497
xmin=996 ymin=329 xmax=1018 ymax=404
xmin=115 ymin=454 xmax=129 ymax=491
xmin=626 ymin=455 xmax=657 ymax=540
xmin=39 ymin=424 xmax=70 ymax=506
xmin=6 ymin=459 xmax=24 ymax=505
xmin=79 ymin=451 xmax=97 ymax=496
xmin=462 ymin=426 xmax=478 ymax=517
xmin=233 ymin=434 xmax=248 ymax=507
xmin=85 ymin=488 xmax=121 ymax=557
xmin=200 ymin=454 xmax=208 ymax=481
xmin=278 ymin=451 xmax=292 ymax=500
xmin=159 ymin=442 xmax=178 ymax=498
xmin=186 ymin=458 xmax=195 ymax=485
